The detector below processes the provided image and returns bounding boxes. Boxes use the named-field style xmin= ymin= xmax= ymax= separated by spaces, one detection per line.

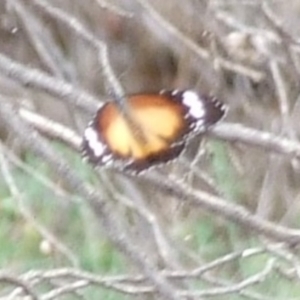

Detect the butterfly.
xmin=82 ymin=89 xmax=227 ymax=174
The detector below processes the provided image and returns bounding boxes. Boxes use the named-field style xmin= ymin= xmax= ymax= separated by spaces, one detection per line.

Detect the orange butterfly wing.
xmin=98 ymin=94 xmax=188 ymax=159
xmin=82 ymin=90 xmax=227 ymax=173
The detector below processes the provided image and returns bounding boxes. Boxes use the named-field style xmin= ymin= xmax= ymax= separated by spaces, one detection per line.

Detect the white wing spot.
xmin=102 ymin=154 xmax=113 ymax=164
xmin=84 ymin=127 xmax=106 ymax=157
xmin=182 ymin=91 xmax=205 ymax=119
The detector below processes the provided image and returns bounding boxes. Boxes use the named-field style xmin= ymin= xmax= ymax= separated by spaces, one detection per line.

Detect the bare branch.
xmin=135 ymin=0 xmax=265 ymax=81
xmin=0 ymin=96 xmax=182 ymax=300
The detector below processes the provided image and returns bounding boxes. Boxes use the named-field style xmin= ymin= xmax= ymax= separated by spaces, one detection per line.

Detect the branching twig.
xmin=0 ymin=272 xmax=39 ymax=300
xmin=16 ymin=107 xmax=300 ymax=244
xmin=0 ymin=144 xmax=79 ymax=266
xmin=27 ymin=0 xmax=125 ymax=102
xmin=135 ymin=0 xmax=265 ymax=81
xmin=210 ymin=123 xmax=300 ymax=158
xmin=0 ymin=52 xmax=99 ymax=113
xmin=141 ymin=173 xmax=300 ymax=245
xmin=0 ymin=97 xmax=182 ymax=300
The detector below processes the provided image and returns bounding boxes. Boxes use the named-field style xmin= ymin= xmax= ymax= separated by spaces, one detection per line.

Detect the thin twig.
xmin=95 ymin=0 xmax=133 ymax=17
xmin=11 ymin=0 xmax=69 ymax=79
xmin=19 ymin=108 xmax=81 ymax=150
xmin=0 ymin=142 xmax=74 ymax=203
xmin=0 ymin=145 xmax=79 ymax=266
xmin=0 ymin=272 xmax=39 ymax=300
xmin=19 ymin=106 xmax=300 ymax=163
xmin=16 ymin=106 xmax=300 ymax=244
xmin=135 ymin=0 xmax=265 ymax=81
xmin=0 ymin=96 xmax=182 ymax=300
xmin=210 ymin=123 xmax=300 ymax=158
xmin=28 ymin=0 xmax=125 ymax=102
xmin=0 ymin=52 xmax=99 ymax=113
xmin=179 ymin=259 xmax=275 ymax=297
xmin=140 ymin=173 xmax=300 ymax=245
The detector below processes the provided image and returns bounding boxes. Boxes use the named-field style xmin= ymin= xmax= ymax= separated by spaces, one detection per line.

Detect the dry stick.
xmin=23 ymin=269 xmax=154 ymax=296
xmin=12 ymin=0 xmax=87 ymax=131
xmin=105 ymin=179 xmax=181 ymax=269
xmin=41 ymin=280 xmax=89 ymax=300
xmin=142 ymin=173 xmax=300 ymax=245
xmin=0 ymin=149 xmax=79 ymax=266
xmin=262 ymin=1 xmax=300 ymax=46
xmin=40 ymin=281 xmax=148 ymax=299
xmin=210 ymin=123 xmax=300 ymax=158
xmin=11 ymin=0 xmax=67 ymax=79
xmin=0 ymin=272 xmax=39 ymax=300
xmin=0 ymin=142 xmax=75 ymax=204
xmin=18 ymin=246 xmax=271 ymax=299
xmin=264 ymin=244 xmax=300 ymax=277
xmin=28 ymin=0 xmax=152 ymax=143
xmin=19 ymin=106 xmax=300 ymax=161
xmin=17 ymin=100 xmax=300 ymax=245
xmin=21 ymin=246 xmax=263 ymax=285
xmin=2 ymin=2 xmax=95 ymax=138
xmin=0 ymin=99 xmax=181 ymax=300
xmin=28 ymin=0 xmax=125 ymax=103
xmin=134 ymin=0 xmax=265 ymax=82
xmin=18 ymin=109 xmax=300 ymax=244
xmin=215 ymin=9 xmax=279 ymax=41
xmin=0 ymin=52 xmax=99 ymax=113
xmin=38 ymin=260 xmax=274 ymax=299
xmin=199 ymin=275 xmax=272 ymax=300
xmin=22 ymin=258 xmax=275 ymax=299
xmin=179 ymin=259 xmax=275 ymax=297
xmin=269 ymin=60 xmax=293 ymax=136
xmin=261 ymin=1 xmax=300 ymax=100
xmin=95 ymin=0 xmax=134 ymax=17
xmin=19 ymin=108 xmax=81 ymax=150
